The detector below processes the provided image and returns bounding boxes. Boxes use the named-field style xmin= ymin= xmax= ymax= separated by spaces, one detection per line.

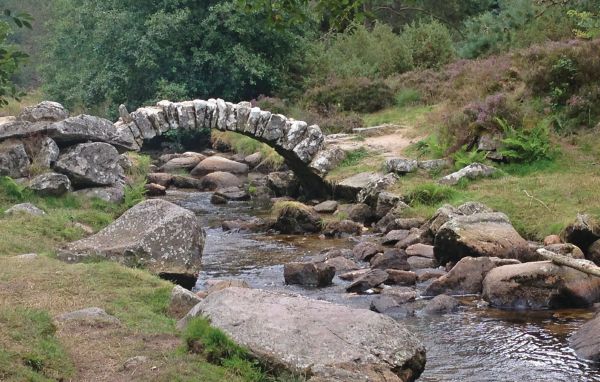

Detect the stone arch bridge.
xmin=115 ymin=99 xmax=343 ymax=198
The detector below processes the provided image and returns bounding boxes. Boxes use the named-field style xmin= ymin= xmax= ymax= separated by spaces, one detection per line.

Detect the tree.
xmin=42 ymin=0 xmax=313 ymax=118
xmin=0 ymin=9 xmax=32 ymax=107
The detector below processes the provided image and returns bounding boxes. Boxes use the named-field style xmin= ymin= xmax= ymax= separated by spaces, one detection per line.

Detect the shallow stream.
xmin=163 ymin=190 xmax=600 ymax=382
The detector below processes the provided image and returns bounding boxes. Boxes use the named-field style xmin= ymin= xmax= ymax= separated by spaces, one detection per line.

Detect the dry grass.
xmin=0 ymin=90 xmax=45 ymax=117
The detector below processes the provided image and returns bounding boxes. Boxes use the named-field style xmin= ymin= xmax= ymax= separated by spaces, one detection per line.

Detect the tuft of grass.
xmin=212 ymin=131 xmax=284 ymax=169
xmin=403 ymin=183 xmax=460 ymax=206
xmin=272 ymin=201 xmax=314 ymax=217
xmin=361 ymin=104 xmax=433 ymax=128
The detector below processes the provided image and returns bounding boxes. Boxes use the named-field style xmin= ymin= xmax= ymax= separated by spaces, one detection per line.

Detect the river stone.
xmin=370 ymin=249 xmax=410 ymax=271
xmin=206 ymin=280 xmax=251 ymax=295
xmin=213 ymin=186 xmax=250 ymax=201
xmin=324 ymin=256 xmax=360 ymax=273
xmin=4 ymin=203 xmax=45 ymax=216
xmin=147 ymin=172 xmax=173 ymax=187
xmin=561 ymin=214 xmax=600 ymax=255
xmin=422 ymin=295 xmax=459 ymax=315
xmin=199 ymin=172 xmax=241 ymax=191
xmin=335 ymin=172 xmax=382 ymax=201
xmin=244 ymin=152 xmax=263 ymax=168
xmin=353 ymin=242 xmax=383 ymax=262
xmin=145 ymin=183 xmax=167 ymax=196
xmin=385 ymin=270 xmax=417 ymax=286
xmin=346 ymin=269 xmax=389 ymax=294
xmin=58 ymin=199 xmax=204 ymax=277
xmin=18 ymin=101 xmax=69 ymax=122
xmin=348 ymin=203 xmax=376 ymax=225
xmin=434 ymin=212 xmax=531 ymax=265
xmin=222 ymin=218 xmax=272 ymax=233
xmin=424 ymin=256 xmax=498 ymax=296
xmin=0 ymin=140 xmax=30 ymax=178
xmin=438 ymin=163 xmax=496 ymax=185
xmin=191 ymin=156 xmax=249 ymax=176
xmin=273 ymin=203 xmax=322 ymax=234
xmin=406 ymin=244 xmax=434 ymax=259
xmin=267 ymin=171 xmax=300 ymax=197
xmin=375 ymin=192 xmax=401 ymax=219
xmin=28 ymin=172 xmax=71 ymax=196
xmin=314 ymin=200 xmax=338 ymax=213
xmin=179 ymin=287 xmax=425 ymax=381
xmin=168 ymin=285 xmax=202 ymax=319
xmin=73 ymin=185 xmax=125 ymax=203
xmin=160 ymin=155 xmax=206 ymax=172
xmin=322 ymin=219 xmax=363 ymax=238
xmin=284 ymin=262 xmax=336 ymax=287
xmin=482 ymin=261 xmax=600 ymax=310
xmin=570 ymin=314 xmax=600 ymax=362
xmin=383 ymin=230 xmax=410 ymax=246
xmin=588 ymin=240 xmax=600 ymax=266
xmin=54 ymin=142 xmax=123 ymax=187
xmin=171 ymin=175 xmax=203 ymax=189
xmin=407 ymin=256 xmax=436 ymax=270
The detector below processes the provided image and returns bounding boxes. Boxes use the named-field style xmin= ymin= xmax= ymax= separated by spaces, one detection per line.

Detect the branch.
xmin=523 ymin=189 xmax=551 ymax=211
xmin=372 ymin=6 xmax=465 ymax=38
xmin=537 ymin=248 xmax=600 ymax=277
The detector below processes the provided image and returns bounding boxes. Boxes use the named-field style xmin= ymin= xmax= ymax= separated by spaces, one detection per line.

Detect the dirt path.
xmin=325 ymin=125 xmax=422 ymax=158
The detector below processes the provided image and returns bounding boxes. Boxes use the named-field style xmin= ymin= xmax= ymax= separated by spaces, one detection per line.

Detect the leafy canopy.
xmin=0 ymin=9 xmax=32 ymax=107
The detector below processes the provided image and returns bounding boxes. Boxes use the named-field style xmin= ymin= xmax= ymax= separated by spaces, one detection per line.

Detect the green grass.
xmin=361 ymin=104 xmax=434 ymax=128
xmin=326 ymin=148 xmax=385 ymax=182
xmin=212 ymin=131 xmax=284 ymax=168
xmin=0 ymin=308 xmax=74 ymax=382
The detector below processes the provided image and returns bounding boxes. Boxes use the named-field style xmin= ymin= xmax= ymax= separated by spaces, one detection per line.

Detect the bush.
xmin=395 ymin=88 xmax=421 ymax=107
xmin=404 ymin=183 xmax=458 ymax=206
xmin=304 ymin=77 xmax=394 ymax=114
xmin=308 ymin=22 xmax=413 ymax=81
xmin=401 ymin=19 xmax=455 ymax=69
xmin=497 ymin=118 xmax=556 ymax=163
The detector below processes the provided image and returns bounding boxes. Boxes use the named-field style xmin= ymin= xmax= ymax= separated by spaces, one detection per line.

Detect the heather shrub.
xmin=462 ymin=93 xmax=523 ymax=132
xmin=304 ymin=77 xmax=395 ymax=114
xmin=252 ymin=95 xmax=289 ymax=115
xmin=401 ymin=19 xmax=455 ymax=69
xmin=308 ymin=22 xmax=413 ymax=82
xmin=304 ymin=110 xmax=364 ymax=135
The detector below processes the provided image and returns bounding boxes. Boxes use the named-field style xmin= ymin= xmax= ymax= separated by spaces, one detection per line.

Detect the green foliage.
xmin=395 ymin=88 xmax=421 ymax=107
xmin=184 ymin=318 xmax=266 ymax=381
xmin=0 ymin=308 xmax=74 ymax=381
xmin=0 ymin=9 xmax=32 ymax=106
xmin=452 ymin=145 xmax=487 ymax=169
xmin=497 ymin=117 xmax=556 ymax=163
xmin=0 ymin=176 xmax=31 ymax=201
xmin=567 ymin=9 xmax=600 ymax=39
xmin=42 ymin=0 xmax=312 ymax=118
xmin=402 ymin=19 xmax=455 ymax=69
xmin=404 ymin=183 xmax=458 ymax=206
xmin=304 ymin=77 xmax=394 ymax=113
xmin=338 ymin=148 xmax=369 ymax=168
xmin=309 ymin=22 xmax=413 ymax=82
xmin=412 ymin=135 xmax=446 ymax=159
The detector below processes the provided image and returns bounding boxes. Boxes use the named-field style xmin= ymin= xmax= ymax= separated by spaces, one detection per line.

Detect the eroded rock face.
xmin=0 ymin=140 xmax=30 ymax=178
xmin=18 ymin=101 xmax=69 ymax=123
xmin=482 ymin=261 xmax=600 ymax=310
xmin=434 ymin=212 xmax=531 ymax=265
xmin=561 ymin=214 xmax=600 ymax=255
xmin=54 ymin=142 xmax=124 ymax=188
xmin=58 ymin=199 xmax=204 ymax=276
xmin=179 ymin=287 xmax=426 ymax=382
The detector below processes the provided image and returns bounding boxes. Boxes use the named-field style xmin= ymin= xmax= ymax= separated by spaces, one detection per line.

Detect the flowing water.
xmin=163 ymin=190 xmax=600 ymax=382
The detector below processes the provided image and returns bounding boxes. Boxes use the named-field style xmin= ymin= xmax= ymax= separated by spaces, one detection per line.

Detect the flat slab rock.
xmin=179 ymin=287 xmax=425 ymax=382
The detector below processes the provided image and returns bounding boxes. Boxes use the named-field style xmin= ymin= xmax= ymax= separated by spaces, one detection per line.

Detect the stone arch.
xmin=114 ymin=99 xmax=343 ymax=198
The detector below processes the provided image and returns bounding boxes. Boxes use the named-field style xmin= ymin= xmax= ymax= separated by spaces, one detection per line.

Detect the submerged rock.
xmin=346 ymin=269 xmax=389 ymax=294
xmin=570 ymin=314 xmax=600 ymax=362
xmin=424 ymin=256 xmax=503 ymax=296
xmin=58 ymin=199 xmax=204 ymax=277
xmin=179 ymin=287 xmax=426 ymax=381
xmin=284 ymin=262 xmax=335 ymax=287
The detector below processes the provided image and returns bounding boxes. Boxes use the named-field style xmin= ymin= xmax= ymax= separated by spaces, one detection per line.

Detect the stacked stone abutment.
xmin=116 ymin=99 xmax=338 ymax=198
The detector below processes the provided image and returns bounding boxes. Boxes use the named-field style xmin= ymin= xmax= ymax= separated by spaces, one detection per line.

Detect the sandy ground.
xmin=325 ymin=125 xmax=422 ymax=158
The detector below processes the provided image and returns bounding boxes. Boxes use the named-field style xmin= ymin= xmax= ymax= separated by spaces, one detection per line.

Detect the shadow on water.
xmin=163 ymin=189 xmax=600 ymax=382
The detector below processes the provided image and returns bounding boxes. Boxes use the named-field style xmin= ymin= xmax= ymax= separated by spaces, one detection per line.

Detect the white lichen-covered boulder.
xmin=178 ymin=287 xmax=426 ymax=382
xmin=54 ymin=142 xmax=124 ymax=187
xmin=58 ymin=199 xmax=204 ymax=277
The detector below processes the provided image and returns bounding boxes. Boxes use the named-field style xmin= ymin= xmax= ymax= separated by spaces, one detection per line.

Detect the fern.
xmin=496 ymin=118 xmax=556 ymax=163
xmin=452 ymin=145 xmax=487 ymax=170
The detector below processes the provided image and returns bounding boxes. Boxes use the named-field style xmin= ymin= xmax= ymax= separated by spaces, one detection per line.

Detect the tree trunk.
xmin=536 ymin=248 xmax=600 ymax=277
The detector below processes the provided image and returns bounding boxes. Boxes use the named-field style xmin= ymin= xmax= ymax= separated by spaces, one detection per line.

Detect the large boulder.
xmin=424 ymin=256 xmax=518 ymax=296
xmin=322 ymin=219 xmax=362 ymax=238
xmin=73 ymin=185 xmax=125 ymax=203
xmin=191 ymin=156 xmax=248 ymax=176
xmin=200 ymin=171 xmax=242 ymax=191
xmin=58 ymin=199 xmax=204 ymax=277
xmin=434 ymin=212 xmax=531 ymax=265
xmin=28 ymin=172 xmax=71 ymax=196
xmin=28 ymin=136 xmax=60 ymax=169
xmin=0 ymin=140 xmax=30 ymax=178
xmin=335 ymin=172 xmax=383 ymax=201
xmin=482 ymin=261 xmax=600 ymax=310
xmin=54 ymin=142 xmax=124 ymax=188
xmin=385 ymin=158 xmax=418 ymax=175
xmin=284 ymin=262 xmax=336 ymax=287
xmin=160 ymin=154 xmax=206 ymax=172
xmin=272 ymin=202 xmax=322 ymax=234
xmin=588 ymin=240 xmax=600 ymax=266
xmin=47 ymin=114 xmax=136 ymax=150
xmin=570 ymin=314 xmax=600 ymax=362
xmin=314 ymin=200 xmax=338 ymax=214
xmin=561 ymin=214 xmax=600 ymax=255
xmin=18 ymin=101 xmax=69 ymax=122
xmin=179 ymin=288 xmax=425 ymax=382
